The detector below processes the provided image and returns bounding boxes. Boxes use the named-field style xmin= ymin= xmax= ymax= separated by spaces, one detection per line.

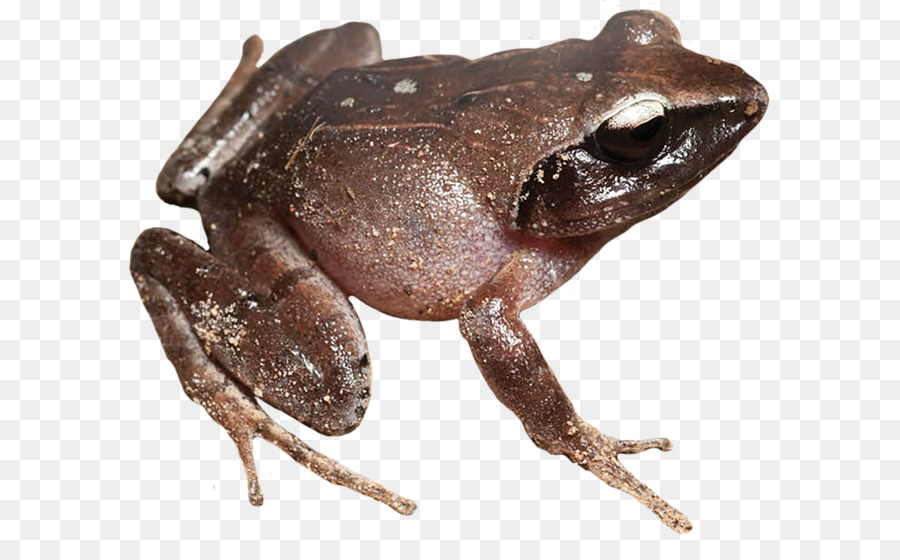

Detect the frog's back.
xmin=201 ymin=32 xmax=600 ymax=319
xmin=231 ymin=55 xmax=513 ymax=319
xmin=217 ymin=53 xmax=542 ymax=320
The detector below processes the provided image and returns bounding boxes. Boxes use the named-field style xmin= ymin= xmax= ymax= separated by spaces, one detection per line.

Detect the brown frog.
xmin=131 ymin=10 xmax=767 ymax=533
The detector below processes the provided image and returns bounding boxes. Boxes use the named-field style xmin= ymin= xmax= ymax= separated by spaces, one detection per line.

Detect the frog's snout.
xmin=712 ymin=69 xmax=768 ymax=129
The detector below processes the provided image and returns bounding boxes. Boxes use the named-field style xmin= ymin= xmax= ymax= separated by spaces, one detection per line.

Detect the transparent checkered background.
xmin=1 ymin=0 xmax=897 ymax=558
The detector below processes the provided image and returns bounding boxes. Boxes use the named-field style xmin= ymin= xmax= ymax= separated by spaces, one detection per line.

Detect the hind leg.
xmin=130 ymin=227 xmax=415 ymax=513
xmin=156 ymin=23 xmax=381 ymax=208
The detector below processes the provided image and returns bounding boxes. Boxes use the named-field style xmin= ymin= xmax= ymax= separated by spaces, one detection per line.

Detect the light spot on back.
xmin=393 ymin=78 xmax=418 ymax=94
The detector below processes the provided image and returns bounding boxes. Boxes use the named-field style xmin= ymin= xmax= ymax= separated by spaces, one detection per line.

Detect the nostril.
xmin=720 ymin=98 xmax=739 ymax=114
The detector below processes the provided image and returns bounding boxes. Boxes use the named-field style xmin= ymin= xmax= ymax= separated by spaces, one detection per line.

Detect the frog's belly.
xmin=284 ymin=182 xmax=517 ymax=321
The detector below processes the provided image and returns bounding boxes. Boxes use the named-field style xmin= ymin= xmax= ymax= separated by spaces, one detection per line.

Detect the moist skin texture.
xmin=132 ymin=11 xmax=767 ymax=533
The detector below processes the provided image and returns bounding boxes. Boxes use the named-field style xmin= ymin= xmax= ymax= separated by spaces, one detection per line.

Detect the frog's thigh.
xmin=131 ymin=227 xmax=372 ymax=437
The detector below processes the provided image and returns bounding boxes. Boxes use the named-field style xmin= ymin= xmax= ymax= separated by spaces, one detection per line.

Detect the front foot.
xmin=564 ymin=420 xmax=692 ymax=533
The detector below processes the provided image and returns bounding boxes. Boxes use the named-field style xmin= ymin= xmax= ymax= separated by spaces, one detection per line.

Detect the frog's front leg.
xmin=458 ymin=246 xmax=691 ymax=533
xmin=130 ymin=227 xmax=415 ymax=514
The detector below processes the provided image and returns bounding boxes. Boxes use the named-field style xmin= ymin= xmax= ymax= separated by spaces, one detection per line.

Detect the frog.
xmin=131 ymin=10 xmax=767 ymax=533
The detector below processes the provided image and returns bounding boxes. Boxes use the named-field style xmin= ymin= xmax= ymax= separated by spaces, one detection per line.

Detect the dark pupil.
xmin=629 ymin=116 xmax=663 ymax=142
xmin=586 ymin=114 xmax=667 ymax=163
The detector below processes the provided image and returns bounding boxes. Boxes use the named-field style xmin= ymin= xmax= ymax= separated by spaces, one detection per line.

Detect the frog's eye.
xmin=586 ymin=99 xmax=668 ymax=163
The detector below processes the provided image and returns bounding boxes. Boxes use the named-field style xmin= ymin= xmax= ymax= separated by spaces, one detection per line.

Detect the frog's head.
xmin=515 ymin=10 xmax=767 ymax=238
